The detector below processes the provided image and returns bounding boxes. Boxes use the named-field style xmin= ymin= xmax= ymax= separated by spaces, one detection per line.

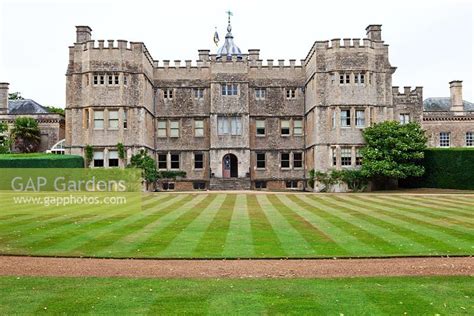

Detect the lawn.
xmin=0 ymin=276 xmax=471 ymax=314
xmin=0 ymin=193 xmax=472 ymax=258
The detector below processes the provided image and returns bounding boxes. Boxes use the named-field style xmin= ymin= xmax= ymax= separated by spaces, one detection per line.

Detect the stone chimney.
xmin=449 ymin=80 xmax=464 ymax=111
xmin=366 ymin=25 xmax=382 ymax=41
xmin=248 ymin=49 xmax=260 ymax=62
xmin=76 ymin=26 xmax=92 ymax=43
xmin=198 ymin=50 xmax=210 ymax=62
xmin=0 ymin=82 xmax=9 ymax=114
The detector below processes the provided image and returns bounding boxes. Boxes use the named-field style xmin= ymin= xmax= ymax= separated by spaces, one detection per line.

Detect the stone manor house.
xmin=63 ymin=20 xmax=473 ymax=190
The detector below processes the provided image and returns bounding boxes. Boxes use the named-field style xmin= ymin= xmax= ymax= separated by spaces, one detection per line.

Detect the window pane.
xmin=231 ymin=117 xmax=241 ymax=135
xmin=356 ymin=110 xmax=365 ymax=127
xmin=341 ymin=110 xmax=350 ymax=127
xmin=256 ymin=153 xmax=265 ymax=169
xmin=170 ymin=154 xmax=180 ymax=169
xmin=293 ymin=152 xmax=303 ymax=168
xmin=195 ymin=120 xmax=203 ymax=128
xmin=341 ymin=148 xmax=352 ymax=166
xmin=466 ymin=132 xmax=474 ymax=147
xmin=281 ymin=153 xmax=290 ymax=168
xmin=294 ymin=120 xmax=303 ymax=135
xmin=108 ymin=111 xmax=118 ymax=119
xmin=194 ymin=153 xmax=203 ymax=169
xmin=158 ymin=154 xmax=167 ymax=169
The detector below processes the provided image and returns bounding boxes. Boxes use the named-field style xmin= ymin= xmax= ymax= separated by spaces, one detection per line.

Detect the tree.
xmin=45 ymin=106 xmax=65 ymax=115
xmin=8 ymin=92 xmax=23 ymax=100
xmin=128 ymin=149 xmax=158 ymax=189
xmin=0 ymin=122 xmax=11 ymax=154
xmin=361 ymin=121 xmax=427 ymax=182
xmin=11 ymin=117 xmax=41 ymax=153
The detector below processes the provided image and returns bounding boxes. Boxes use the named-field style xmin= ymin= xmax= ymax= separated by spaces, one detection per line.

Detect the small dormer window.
xmin=355 ymin=73 xmax=365 ymax=85
xmin=255 ymin=88 xmax=266 ymax=100
xmin=286 ymin=88 xmax=296 ymax=99
xmin=163 ymin=89 xmax=173 ymax=99
xmin=194 ymin=88 xmax=204 ymax=100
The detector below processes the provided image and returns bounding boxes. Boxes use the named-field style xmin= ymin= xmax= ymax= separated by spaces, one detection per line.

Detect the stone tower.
xmin=304 ymin=25 xmax=399 ymax=171
xmin=65 ymin=26 xmax=155 ymax=166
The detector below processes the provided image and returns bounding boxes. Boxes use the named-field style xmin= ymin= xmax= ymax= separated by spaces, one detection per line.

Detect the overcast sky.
xmin=0 ymin=0 xmax=472 ymax=108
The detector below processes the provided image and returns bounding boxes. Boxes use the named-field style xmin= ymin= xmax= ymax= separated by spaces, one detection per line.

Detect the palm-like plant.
xmin=12 ymin=117 xmax=41 ymax=153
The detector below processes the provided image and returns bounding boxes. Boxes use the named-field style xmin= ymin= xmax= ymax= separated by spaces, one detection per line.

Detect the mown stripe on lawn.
xmin=103 ymin=194 xmax=216 ymax=257
xmin=361 ymin=195 xmax=474 ymax=236
xmin=361 ymin=282 xmax=441 ymax=315
xmin=406 ymin=196 xmax=474 ymax=218
xmin=332 ymin=195 xmax=469 ymax=254
xmin=279 ymin=195 xmax=377 ymax=256
xmin=309 ymin=195 xmax=431 ymax=255
xmin=365 ymin=195 xmax=474 ymax=228
xmin=0 ymin=195 xmax=146 ymax=253
xmin=0 ymin=193 xmax=161 ymax=231
xmin=192 ymin=195 xmax=237 ymax=257
xmin=247 ymin=194 xmax=286 ymax=257
xmin=452 ymin=195 xmax=474 ymax=204
xmin=434 ymin=196 xmax=474 ymax=208
xmin=92 ymin=194 xmax=210 ymax=257
xmin=206 ymin=291 xmax=267 ymax=315
xmin=356 ymin=195 xmax=474 ymax=248
xmin=156 ymin=194 xmax=226 ymax=257
xmin=269 ymin=195 xmax=347 ymax=256
xmin=222 ymin=194 xmax=255 ymax=257
xmin=10 ymin=194 xmax=157 ymax=254
xmin=386 ymin=195 xmax=474 ymax=219
xmin=0 ymin=194 xmax=146 ymax=243
xmin=255 ymin=194 xmax=314 ymax=256
xmin=30 ymin=194 xmax=190 ymax=256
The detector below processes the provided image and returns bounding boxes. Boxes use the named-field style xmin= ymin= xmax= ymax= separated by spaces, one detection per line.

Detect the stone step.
xmin=209 ymin=178 xmax=251 ymax=190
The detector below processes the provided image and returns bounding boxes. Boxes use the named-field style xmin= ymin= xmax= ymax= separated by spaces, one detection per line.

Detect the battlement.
xmin=78 ymin=39 xmax=154 ymax=68
xmin=152 ymin=56 xmax=304 ymax=70
xmin=392 ymin=86 xmax=423 ymax=96
xmin=304 ymin=25 xmax=389 ymax=64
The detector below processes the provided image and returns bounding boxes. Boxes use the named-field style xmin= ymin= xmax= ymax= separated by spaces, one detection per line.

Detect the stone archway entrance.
xmin=222 ymin=154 xmax=238 ymax=178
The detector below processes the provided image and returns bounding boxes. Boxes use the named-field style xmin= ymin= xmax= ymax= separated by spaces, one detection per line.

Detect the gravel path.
xmin=0 ymin=256 xmax=472 ymax=278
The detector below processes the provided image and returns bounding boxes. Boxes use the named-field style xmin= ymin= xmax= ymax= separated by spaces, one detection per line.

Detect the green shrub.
xmin=308 ymin=169 xmax=368 ymax=192
xmin=84 ymin=145 xmax=93 ymax=167
xmin=340 ymin=169 xmax=368 ymax=192
xmin=0 ymin=153 xmax=84 ymax=168
xmin=117 ymin=143 xmax=126 ymax=161
xmin=400 ymin=148 xmax=474 ymax=190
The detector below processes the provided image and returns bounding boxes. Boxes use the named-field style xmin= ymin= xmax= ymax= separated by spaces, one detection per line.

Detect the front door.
xmin=222 ymin=154 xmax=238 ymax=178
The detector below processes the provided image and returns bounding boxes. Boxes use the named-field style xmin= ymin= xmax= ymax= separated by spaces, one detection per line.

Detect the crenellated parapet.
xmin=392 ymin=86 xmax=424 ymax=123
xmin=392 ymin=86 xmax=423 ymax=100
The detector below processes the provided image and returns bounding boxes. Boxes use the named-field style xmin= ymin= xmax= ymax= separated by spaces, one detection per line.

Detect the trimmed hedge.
xmin=0 ymin=154 xmax=84 ymax=168
xmin=400 ymin=148 xmax=474 ymax=190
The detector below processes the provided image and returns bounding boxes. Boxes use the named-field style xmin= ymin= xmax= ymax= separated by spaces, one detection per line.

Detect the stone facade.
xmin=0 ymin=83 xmax=65 ymax=152
xmin=64 ymin=23 xmax=473 ymax=190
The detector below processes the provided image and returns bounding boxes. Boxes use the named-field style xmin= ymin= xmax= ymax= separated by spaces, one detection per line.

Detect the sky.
xmin=0 ymin=0 xmax=472 ymax=108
